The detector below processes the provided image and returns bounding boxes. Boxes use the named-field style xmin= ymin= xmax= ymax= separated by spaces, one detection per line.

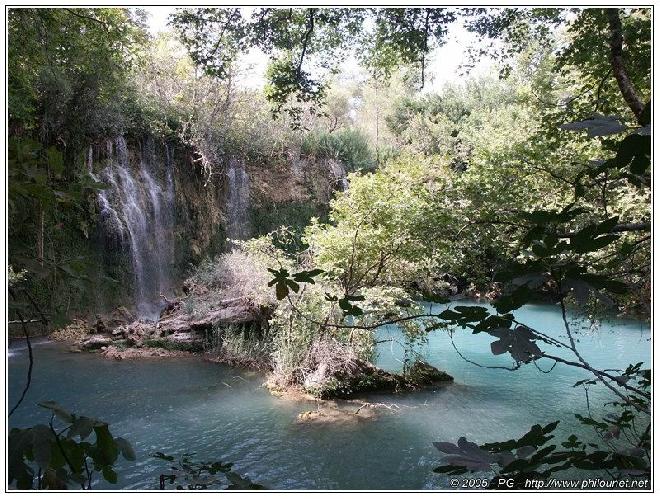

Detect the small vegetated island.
xmin=7 ymin=6 xmax=651 ymax=491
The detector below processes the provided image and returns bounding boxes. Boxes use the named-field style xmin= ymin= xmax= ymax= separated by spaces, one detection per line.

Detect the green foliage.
xmin=8 ymin=402 xmax=135 ymax=490
xmin=434 ymin=365 xmax=650 ymax=487
xmin=7 ymin=8 xmax=652 ymax=488
xmin=143 ymin=338 xmax=203 ymax=353
xmin=153 ymin=452 xmax=266 ymax=490
xmin=206 ymin=323 xmax=272 ymax=368
xmin=8 ymin=8 xmax=147 ymax=143
xmin=171 ymin=8 xmax=456 ymax=120
xmin=7 ymin=8 xmax=149 ymax=324
xmin=8 ymin=137 xmax=131 ymax=326
xmin=386 ymin=76 xmax=532 ymax=167
xmin=426 ymin=109 xmax=650 ymax=485
xmin=249 ymin=202 xmax=329 ymax=251
xmin=263 ymin=82 xmax=651 ymax=487
xmin=264 ymin=57 xmax=326 ymax=122
xmin=364 ymin=9 xmax=456 ymax=82
xmin=301 ymin=128 xmax=376 ymax=172
xmin=466 ymin=8 xmax=650 ymax=128
xmin=267 ymin=267 xmax=324 ymax=300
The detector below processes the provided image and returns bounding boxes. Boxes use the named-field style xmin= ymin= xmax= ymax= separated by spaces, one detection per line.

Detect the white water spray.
xmin=89 ymin=137 xmax=175 ymax=319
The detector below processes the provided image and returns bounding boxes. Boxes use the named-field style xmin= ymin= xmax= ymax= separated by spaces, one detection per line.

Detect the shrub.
xmin=205 ymin=323 xmax=272 ymax=369
xmin=301 ymin=128 xmax=376 ymax=172
xmin=182 ymin=245 xmax=280 ymax=319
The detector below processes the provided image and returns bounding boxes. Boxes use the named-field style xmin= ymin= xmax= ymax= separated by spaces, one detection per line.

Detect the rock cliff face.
xmin=89 ymin=134 xmax=347 ymax=318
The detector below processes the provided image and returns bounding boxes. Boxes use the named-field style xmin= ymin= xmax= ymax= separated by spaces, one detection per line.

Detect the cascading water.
xmin=225 ymin=158 xmax=251 ymax=241
xmin=89 ymin=136 xmax=175 ymax=319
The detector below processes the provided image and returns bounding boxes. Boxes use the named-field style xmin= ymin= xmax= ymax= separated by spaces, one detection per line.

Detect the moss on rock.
xmin=406 ymin=361 xmax=454 ymax=385
xmin=303 ymin=360 xmax=452 ymax=400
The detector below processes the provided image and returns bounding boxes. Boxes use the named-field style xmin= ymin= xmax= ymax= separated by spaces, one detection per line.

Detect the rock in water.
xmin=295 ymin=339 xmax=453 ymax=400
xmin=50 ymin=319 xmax=90 ymax=343
xmin=81 ymin=335 xmax=114 ymax=350
xmin=406 ymin=361 xmax=454 ymax=385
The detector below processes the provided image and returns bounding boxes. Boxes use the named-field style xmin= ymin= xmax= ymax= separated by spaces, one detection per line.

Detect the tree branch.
xmin=420 ymin=10 xmax=431 ymax=90
xmin=297 ymin=9 xmax=316 ymax=79
xmin=558 ymin=222 xmax=650 ymax=238
xmin=64 ymin=8 xmax=109 ymax=31
xmin=606 ymin=8 xmax=644 ymax=123
xmin=8 ymin=288 xmax=34 ymax=418
xmin=557 ymin=294 xmax=649 ymax=414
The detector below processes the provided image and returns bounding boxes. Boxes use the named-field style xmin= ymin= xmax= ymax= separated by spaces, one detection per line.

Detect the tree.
xmin=8 ymin=8 xmax=149 ymax=322
xmin=170 ymin=8 xmax=457 ymax=122
xmin=261 ymin=7 xmax=650 ymax=486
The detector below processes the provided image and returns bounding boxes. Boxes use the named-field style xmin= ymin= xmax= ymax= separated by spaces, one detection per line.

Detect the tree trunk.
xmin=606 ymin=8 xmax=645 ymax=123
xmin=37 ymin=202 xmax=44 ymax=266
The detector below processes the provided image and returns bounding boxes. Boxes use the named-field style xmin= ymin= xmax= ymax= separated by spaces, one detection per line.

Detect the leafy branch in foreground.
xmin=433 ymin=364 xmax=650 ymax=489
xmin=8 ymin=402 xmax=135 ymax=490
xmin=153 ymin=452 xmax=266 ymax=490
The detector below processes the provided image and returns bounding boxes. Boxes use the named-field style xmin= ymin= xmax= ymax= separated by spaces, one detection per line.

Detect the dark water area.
xmin=8 ymin=301 xmax=650 ymax=489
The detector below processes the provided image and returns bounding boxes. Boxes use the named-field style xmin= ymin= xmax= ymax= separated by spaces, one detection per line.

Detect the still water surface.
xmin=8 ymin=301 xmax=650 ymax=489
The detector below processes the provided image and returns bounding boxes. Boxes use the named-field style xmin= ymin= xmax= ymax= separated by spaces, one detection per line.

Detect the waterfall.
xmin=90 ymin=136 xmax=175 ymax=319
xmin=225 ymin=158 xmax=251 ymax=241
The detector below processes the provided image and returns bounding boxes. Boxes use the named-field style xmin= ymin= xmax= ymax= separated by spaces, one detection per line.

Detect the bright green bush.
xmin=301 ymin=128 xmax=376 ymax=172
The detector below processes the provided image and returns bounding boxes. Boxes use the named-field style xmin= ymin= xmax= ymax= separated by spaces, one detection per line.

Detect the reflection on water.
xmin=8 ymin=301 xmax=650 ymax=489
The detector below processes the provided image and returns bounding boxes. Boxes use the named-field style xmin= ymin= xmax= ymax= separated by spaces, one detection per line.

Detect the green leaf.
xmin=579 ymin=273 xmax=627 ymax=294
xmin=453 ymin=306 xmax=489 ymax=322
xmin=286 ymin=279 xmax=300 ymax=293
xmin=31 ymin=425 xmax=53 ymax=471
xmin=92 ymin=424 xmax=119 ymax=466
xmin=292 ymin=268 xmax=324 ymax=284
xmin=438 ymin=309 xmax=461 ymax=320
xmin=494 ymin=286 xmax=530 ymax=314
xmin=102 ymin=466 xmax=117 ymax=484
xmin=473 ymin=314 xmax=513 ymax=334
xmin=114 ymin=437 xmax=136 ymax=461
xmin=59 ymin=438 xmax=86 ymax=474
xmin=338 ymin=297 xmax=363 ymax=316
xmin=275 ymin=281 xmax=288 ymax=300
xmin=67 ymin=416 xmax=98 ymax=440
xmin=38 ymin=401 xmax=74 ymax=423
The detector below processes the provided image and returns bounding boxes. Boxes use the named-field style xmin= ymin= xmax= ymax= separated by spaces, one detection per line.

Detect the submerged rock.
xmin=101 ymin=346 xmax=195 ymax=360
xmin=296 ymin=404 xmax=376 ymax=424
